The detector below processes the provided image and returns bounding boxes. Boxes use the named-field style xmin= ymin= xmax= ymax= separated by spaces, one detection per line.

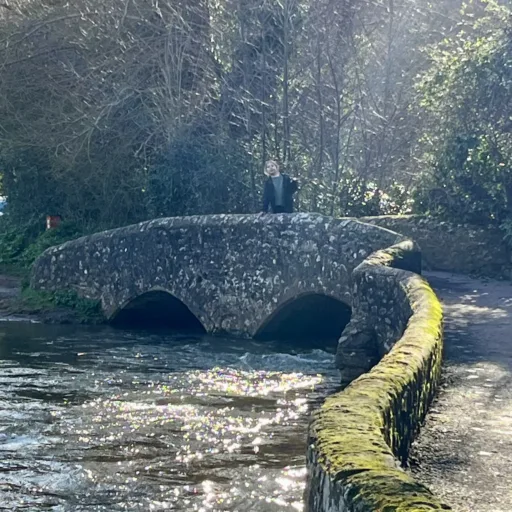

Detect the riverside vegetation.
xmin=0 ymin=0 xmax=511 ymax=318
xmin=0 ymin=217 xmax=103 ymax=322
xmin=1 ymin=2 xmax=511 ymax=226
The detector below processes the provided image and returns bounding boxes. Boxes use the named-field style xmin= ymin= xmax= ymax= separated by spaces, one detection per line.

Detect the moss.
xmin=306 ymin=241 xmax=449 ymax=511
xmin=345 ymin=471 xmax=451 ymax=511
xmin=52 ymin=289 xmax=104 ymax=321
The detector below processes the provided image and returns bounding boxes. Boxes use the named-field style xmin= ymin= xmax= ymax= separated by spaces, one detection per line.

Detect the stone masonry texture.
xmin=305 ymin=241 xmax=450 ymax=512
xmin=361 ymin=215 xmax=512 ymax=279
xmin=31 ymin=213 xmax=403 ymax=337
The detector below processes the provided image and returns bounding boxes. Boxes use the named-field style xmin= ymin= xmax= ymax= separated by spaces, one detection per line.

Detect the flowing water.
xmin=0 ymin=322 xmax=338 ymax=511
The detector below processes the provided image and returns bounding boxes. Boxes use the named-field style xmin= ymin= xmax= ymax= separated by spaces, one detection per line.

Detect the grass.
xmin=0 ymin=216 xmax=103 ymax=322
xmin=12 ymin=286 xmax=105 ymax=323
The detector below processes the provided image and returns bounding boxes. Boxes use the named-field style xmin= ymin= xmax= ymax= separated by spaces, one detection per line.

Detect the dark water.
xmin=0 ymin=322 xmax=338 ymax=511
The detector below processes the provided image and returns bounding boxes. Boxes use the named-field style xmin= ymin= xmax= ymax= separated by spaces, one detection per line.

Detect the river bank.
xmin=0 ymin=274 xmax=104 ymax=325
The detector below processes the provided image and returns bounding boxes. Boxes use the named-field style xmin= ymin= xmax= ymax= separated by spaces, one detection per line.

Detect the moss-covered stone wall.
xmin=335 ymin=241 xmax=422 ymax=386
xmin=305 ymin=241 xmax=451 ymax=512
xmin=362 ymin=214 xmax=511 ymax=279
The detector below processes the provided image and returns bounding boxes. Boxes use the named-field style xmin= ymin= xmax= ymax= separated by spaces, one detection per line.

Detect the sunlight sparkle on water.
xmin=0 ymin=329 xmax=337 ymax=511
xmin=65 ymin=368 xmax=324 ymax=509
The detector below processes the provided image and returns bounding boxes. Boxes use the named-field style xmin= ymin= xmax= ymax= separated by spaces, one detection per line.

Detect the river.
xmin=0 ymin=322 xmax=338 ymax=511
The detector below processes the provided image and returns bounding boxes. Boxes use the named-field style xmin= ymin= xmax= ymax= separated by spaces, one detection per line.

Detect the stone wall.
xmin=31 ymin=213 xmax=404 ymax=337
xmin=305 ymin=241 xmax=450 ymax=511
xmin=334 ymin=240 xmax=422 ymax=387
xmin=362 ymin=214 xmax=512 ymax=278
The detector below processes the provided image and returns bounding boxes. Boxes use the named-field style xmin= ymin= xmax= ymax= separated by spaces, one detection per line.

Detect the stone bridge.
xmin=31 ymin=214 xmax=405 ymax=338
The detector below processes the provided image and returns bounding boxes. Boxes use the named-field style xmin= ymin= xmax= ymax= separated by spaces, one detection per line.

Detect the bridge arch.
xmin=254 ymin=293 xmax=352 ymax=343
xmin=110 ymin=289 xmax=206 ymax=332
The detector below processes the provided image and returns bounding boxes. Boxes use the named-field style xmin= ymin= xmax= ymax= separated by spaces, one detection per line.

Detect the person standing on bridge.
xmin=262 ymin=160 xmax=298 ymax=213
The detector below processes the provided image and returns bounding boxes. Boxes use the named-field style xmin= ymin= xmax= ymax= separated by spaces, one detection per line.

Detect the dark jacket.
xmin=262 ymin=173 xmax=298 ymax=213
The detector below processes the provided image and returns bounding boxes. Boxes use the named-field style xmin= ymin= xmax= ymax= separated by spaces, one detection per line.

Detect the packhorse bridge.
xmin=31 ymin=213 xmax=404 ymax=339
xmin=33 ymin=212 xmax=507 ymax=512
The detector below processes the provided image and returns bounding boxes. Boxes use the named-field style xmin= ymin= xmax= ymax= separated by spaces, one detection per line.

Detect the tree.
xmin=0 ymin=0 xmax=243 ymax=227
xmin=415 ymin=0 xmax=512 ymax=225
xmin=0 ymin=0 xmax=504 ymax=232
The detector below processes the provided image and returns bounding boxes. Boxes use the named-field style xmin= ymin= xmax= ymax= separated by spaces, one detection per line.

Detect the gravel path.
xmin=410 ymin=271 xmax=512 ymax=512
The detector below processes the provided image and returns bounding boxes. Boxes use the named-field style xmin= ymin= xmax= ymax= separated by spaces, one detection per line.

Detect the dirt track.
xmin=411 ymin=272 xmax=512 ymax=512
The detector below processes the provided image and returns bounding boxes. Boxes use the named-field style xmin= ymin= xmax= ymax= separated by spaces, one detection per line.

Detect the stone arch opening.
xmin=255 ymin=294 xmax=351 ymax=345
xmin=111 ymin=291 xmax=206 ymax=332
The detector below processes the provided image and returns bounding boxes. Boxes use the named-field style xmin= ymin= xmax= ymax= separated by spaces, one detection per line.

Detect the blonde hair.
xmin=264 ymin=159 xmax=280 ymax=176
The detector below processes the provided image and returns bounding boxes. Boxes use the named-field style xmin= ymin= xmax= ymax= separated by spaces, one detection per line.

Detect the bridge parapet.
xmin=305 ymin=240 xmax=448 ymax=512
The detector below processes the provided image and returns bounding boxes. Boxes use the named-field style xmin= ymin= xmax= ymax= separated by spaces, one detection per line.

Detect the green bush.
xmin=19 ymin=222 xmax=83 ymax=267
xmin=0 ymin=215 xmax=84 ymax=273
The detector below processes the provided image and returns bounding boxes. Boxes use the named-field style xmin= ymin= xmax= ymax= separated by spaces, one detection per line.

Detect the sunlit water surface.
xmin=0 ymin=322 xmax=338 ymax=511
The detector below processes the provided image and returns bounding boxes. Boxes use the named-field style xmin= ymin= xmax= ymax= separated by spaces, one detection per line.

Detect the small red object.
xmin=46 ymin=215 xmax=62 ymax=230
